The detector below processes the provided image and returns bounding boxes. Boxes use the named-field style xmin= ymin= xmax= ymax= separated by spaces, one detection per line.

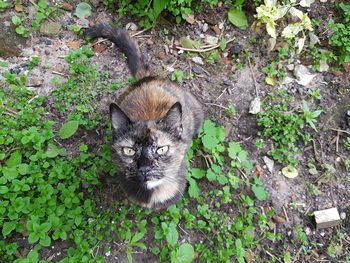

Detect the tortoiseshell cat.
xmin=85 ymin=24 xmax=203 ymax=210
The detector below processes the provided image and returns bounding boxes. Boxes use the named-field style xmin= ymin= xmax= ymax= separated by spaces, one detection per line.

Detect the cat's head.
xmin=109 ymin=102 xmax=185 ymax=190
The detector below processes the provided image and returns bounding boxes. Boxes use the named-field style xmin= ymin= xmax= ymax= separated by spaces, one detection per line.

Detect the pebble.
xmin=293 ymin=64 xmax=316 ymax=86
xmin=45 ymin=50 xmax=50 ymax=55
xmin=304 ymin=227 xmax=311 ymax=235
xmin=229 ymin=43 xmax=243 ymax=56
xmin=44 ymin=39 xmax=52 ymax=45
xmin=192 ymin=56 xmax=204 ymax=65
xmin=125 ymin=22 xmax=138 ymax=31
xmin=340 ymin=212 xmax=346 ymax=220
xmin=10 ymin=67 xmax=21 ymax=74
xmin=323 ymin=72 xmax=334 ymax=82
xmin=204 ymin=35 xmax=219 ymax=45
xmin=192 ymin=66 xmax=203 ymax=74
xmin=202 ymin=23 xmax=209 ymax=32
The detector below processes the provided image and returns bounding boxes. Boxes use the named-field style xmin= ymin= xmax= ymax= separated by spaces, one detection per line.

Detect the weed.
xmin=171 ymin=70 xmax=184 ymax=83
xmin=257 ymin=91 xmax=321 ymax=166
xmin=344 ymin=137 xmax=350 ymax=150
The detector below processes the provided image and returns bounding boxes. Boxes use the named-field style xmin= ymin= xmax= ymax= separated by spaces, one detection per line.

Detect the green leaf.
xmin=174 ymin=243 xmax=195 ymax=263
xmin=28 ymin=232 xmax=39 ymax=244
xmin=38 ymin=0 xmax=47 ymax=9
xmin=228 ymin=8 xmax=248 ymax=29
xmin=59 ymin=120 xmax=79 ymax=139
xmin=75 ymin=3 xmax=92 ymax=19
xmin=252 ymin=185 xmax=268 ymax=200
xmin=11 ymin=15 xmax=21 ymax=25
xmin=126 ymin=247 xmax=133 ymax=263
xmin=187 ymin=178 xmax=200 ymax=198
xmin=15 ymin=26 xmax=25 ymax=35
xmin=39 ymin=235 xmax=51 ymax=246
xmin=190 ymin=168 xmax=205 ymax=179
xmin=166 ymin=223 xmax=178 ymax=246
xmin=206 ymin=168 xmax=217 ymax=181
xmin=6 ymin=151 xmax=22 ymax=167
xmin=2 ymin=221 xmax=16 ymax=237
xmin=0 ymin=186 xmax=9 ymax=194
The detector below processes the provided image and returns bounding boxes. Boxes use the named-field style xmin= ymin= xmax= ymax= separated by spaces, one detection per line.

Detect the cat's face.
xmin=110 ymin=102 xmax=185 ymax=190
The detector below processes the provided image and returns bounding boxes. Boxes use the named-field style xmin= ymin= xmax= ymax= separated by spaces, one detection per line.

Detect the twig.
xmin=282 ymin=205 xmax=289 ymax=222
xmin=178 ymin=224 xmax=189 ymax=235
xmin=130 ymin=27 xmax=151 ymax=37
xmin=237 ymin=168 xmax=248 ymax=180
xmin=330 ymin=175 xmax=335 ymax=206
xmin=247 ymin=56 xmax=259 ymax=97
xmin=330 ymin=128 xmax=350 ymax=135
xmin=311 ymin=139 xmax=319 ymax=162
xmin=265 ymin=250 xmax=283 ymax=263
xmin=28 ymin=95 xmax=39 ymax=104
xmin=214 ymin=87 xmax=228 ymax=101
xmin=52 ymin=71 xmax=66 ymax=76
xmin=204 ymin=102 xmax=228 ymax=110
xmin=91 ymin=38 xmax=108 ymax=46
xmin=5 ymin=107 xmax=18 ymax=115
xmin=336 ymin=130 xmax=340 ymax=152
xmin=175 ymin=38 xmax=235 ymax=53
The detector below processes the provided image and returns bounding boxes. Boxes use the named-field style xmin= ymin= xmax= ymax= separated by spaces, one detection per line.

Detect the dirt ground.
xmin=1 ymin=0 xmax=349 ymax=262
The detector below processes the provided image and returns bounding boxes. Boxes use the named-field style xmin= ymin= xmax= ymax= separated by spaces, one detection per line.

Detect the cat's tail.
xmin=84 ymin=24 xmax=151 ymax=81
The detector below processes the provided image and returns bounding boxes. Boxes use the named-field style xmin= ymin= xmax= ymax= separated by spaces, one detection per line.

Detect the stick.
xmin=247 ymin=56 xmax=259 ymax=97
xmin=175 ymin=38 xmax=235 ymax=53
xmin=330 ymin=128 xmax=350 ymax=135
xmin=130 ymin=27 xmax=151 ymax=37
xmin=204 ymin=102 xmax=228 ymax=110
xmin=265 ymin=250 xmax=283 ymax=263
xmin=282 ymin=205 xmax=289 ymax=222
xmin=52 ymin=71 xmax=66 ymax=76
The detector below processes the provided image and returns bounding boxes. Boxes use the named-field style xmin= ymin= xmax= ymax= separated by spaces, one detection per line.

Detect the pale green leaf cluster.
xmin=255 ymin=0 xmax=313 ymax=52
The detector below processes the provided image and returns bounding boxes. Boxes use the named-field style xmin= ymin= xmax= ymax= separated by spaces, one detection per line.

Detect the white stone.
xmin=319 ymin=60 xmax=329 ymax=72
xmin=204 ymin=35 xmax=219 ymax=45
xmin=249 ymin=97 xmax=261 ymax=114
xmin=202 ymin=23 xmax=209 ymax=32
xmin=125 ymin=22 xmax=138 ymax=31
xmin=314 ymin=207 xmax=342 ymax=229
xmin=192 ymin=56 xmax=204 ymax=65
xmin=263 ymin=156 xmax=274 ymax=173
xmin=340 ymin=212 xmax=346 ymax=220
xmin=309 ymin=32 xmax=320 ymax=45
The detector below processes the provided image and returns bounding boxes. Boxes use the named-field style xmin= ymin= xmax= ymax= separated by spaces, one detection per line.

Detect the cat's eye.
xmin=122 ymin=147 xmax=135 ymax=156
xmin=156 ymin=146 xmax=169 ymax=155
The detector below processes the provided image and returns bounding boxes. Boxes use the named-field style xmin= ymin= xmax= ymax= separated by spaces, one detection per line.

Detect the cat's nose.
xmin=138 ymin=166 xmax=152 ymax=176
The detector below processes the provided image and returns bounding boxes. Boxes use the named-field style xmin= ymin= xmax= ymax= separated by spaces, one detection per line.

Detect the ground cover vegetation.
xmin=0 ymin=0 xmax=350 ymax=262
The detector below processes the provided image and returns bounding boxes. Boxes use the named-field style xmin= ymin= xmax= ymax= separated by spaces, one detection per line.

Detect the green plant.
xmin=171 ymin=70 xmax=184 ymax=83
xmin=0 ymin=0 xmax=9 ymax=12
xmin=344 ymin=137 xmax=350 ymax=150
xmin=257 ymin=91 xmax=321 ymax=166
xmin=328 ymin=3 xmax=350 ymax=64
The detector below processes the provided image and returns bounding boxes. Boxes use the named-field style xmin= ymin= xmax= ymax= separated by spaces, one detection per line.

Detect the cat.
xmin=85 ymin=24 xmax=203 ymax=210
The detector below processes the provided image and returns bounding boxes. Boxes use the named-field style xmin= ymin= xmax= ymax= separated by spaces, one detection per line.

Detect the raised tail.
xmin=84 ymin=24 xmax=151 ymax=81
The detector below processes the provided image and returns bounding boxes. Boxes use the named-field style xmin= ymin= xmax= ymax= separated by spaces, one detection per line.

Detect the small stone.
xmin=218 ymin=22 xmax=225 ymax=30
xmin=192 ymin=56 xmax=204 ymax=65
xmin=309 ymin=32 xmax=320 ymax=45
xmin=204 ymin=35 xmax=219 ymax=45
xmin=202 ymin=23 xmax=209 ymax=32
xmin=249 ymin=97 xmax=261 ymax=114
xmin=44 ymin=50 xmax=50 ymax=55
xmin=192 ymin=66 xmax=203 ymax=74
xmin=323 ymin=73 xmax=333 ymax=82
xmin=263 ymin=156 xmax=274 ymax=173
xmin=44 ymin=40 xmax=52 ymax=45
xmin=26 ymin=76 xmax=44 ymax=87
xmin=272 ymin=215 xmax=285 ymax=224
xmin=319 ymin=60 xmax=329 ymax=72
xmin=340 ymin=212 xmax=346 ymax=220
xmin=304 ymin=227 xmax=311 ymax=235
xmin=286 ymin=64 xmax=295 ymax=71
xmin=10 ymin=67 xmax=21 ymax=75
xmin=125 ymin=22 xmax=138 ymax=31
xmin=268 ymin=221 xmax=276 ymax=230
xmin=40 ymin=21 xmax=61 ymax=36
xmin=76 ymin=18 xmax=89 ymax=28
xmin=229 ymin=43 xmax=242 ymax=56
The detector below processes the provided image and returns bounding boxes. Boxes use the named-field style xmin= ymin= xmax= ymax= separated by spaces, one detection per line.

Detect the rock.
xmin=26 ymin=76 xmax=44 ymax=87
xmin=249 ymin=97 xmax=261 ymax=114
xmin=319 ymin=60 xmax=329 ymax=72
xmin=76 ymin=18 xmax=89 ymax=28
xmin=0 ymin=21 xmax=26 ymax=58
xmin=263 ymin=156 xmax=274 ymax=173
xmin=309 ymin=32 xmax=320 ymax=45
xmin=202 ymin=23 xmax=209 ymax=32
xmin=125 ymin=22 xmax=138 ymax=31
xmin=286 ymin=64 xmax=295 ymax=71
xmin=192 ymin=66 xmax=203 ymax=74
xmin=304 ymin=227 xmax=311 ymax=235
xmin=293 ymin=65 xmax=316 ymax=86
xmin=211 ymin=26 xmax=221 ymax=35
xmin=204 ymin=35 xmax=219 ymax=45
xmin=192 ymin=56 xmax=204 ymax=65
xmin=229 ymin=43 xmax=242 ymax=56
xmin=204 ymin=10 xmax=219 ymax=25
xmin=340 ymin=212 xmax=346 ymax=220
xmin=40 ymin=21 xmax=61 ymax=36
xmin=323 ymin=72 xmax=333 ymax=82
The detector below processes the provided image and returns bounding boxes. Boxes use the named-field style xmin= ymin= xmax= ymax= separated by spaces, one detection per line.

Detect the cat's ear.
xmin=162 ymin=102 xmax=183 ymax=137
xmin=110 ymin=103 xmax=132 ymax=132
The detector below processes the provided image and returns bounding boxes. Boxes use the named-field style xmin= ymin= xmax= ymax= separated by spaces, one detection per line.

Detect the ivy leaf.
xmin=6 ymin=151 xmax=22 ymax=167
xmin=252 ymin=185 xmax=268 ymax=200
xmin=59 ymin=121 xmax=79 ymax=139
xmin=75 ymin=3 xmax=92 ymax=19
xmin=187 ymin=178 xmax=199 ymax=198
xmin=228 ymin=8 xmax=248 ymax=29
xmin=11 ymin=15 xmax=21 ymax=25
xmin=166 ymin=223 xmax=178 ymax=246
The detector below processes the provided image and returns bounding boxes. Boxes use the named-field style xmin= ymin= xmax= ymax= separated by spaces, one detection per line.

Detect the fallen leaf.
xmin=223 ymin=59 xmax=231 ymax=65
xmin=250 ymin=21 xmax=261 ymax=33
xmin=185 ymin=14 xmax=196 ymax=24
xmin=272 ymin=215 xmax=285 ymax=223
xmin=15 ymin=3 xmax=24 ymax=12
xmin=343 ymin=62 xmax=350 ymax=72
xmin=228 ymin=8 xmax=248 ymax=29
xmin=330 ymin=70 xmax=343 ymax=76
xmin=275 ymin=42 xmax=289 ymax=49
xmin=282 ymin=166 xmax=298 ymax=178
xmin=92 ymin=44 xmax=106 ymax=53
xmin=265 ymin=76 xmax=275 ymax=86
xmin=252 ymin=164 xmax=263 ymax=178
xmin=299 ymin=0 xmax=315 ymax=7
xmin=60 ymin=2 xmax=74 ymax=11
xmin=67 ymin=40 xmax=82 ymax=50
xmin=211 ymin=26 xmax=221 ymax=35
xmin=179 ymin=37 xmax=195 ymax=49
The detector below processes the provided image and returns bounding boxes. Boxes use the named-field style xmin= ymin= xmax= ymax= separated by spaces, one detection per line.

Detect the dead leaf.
xmin=252 ymin=164 xmax=263 ymax=178
xmin=60 ymin=2 xmax=74 ymax=11
xmin=185 ymin=14 xmax=196 ymax=24
xmin=343 ymin=62 xmax=350 ymax=72
xmin=211 ymin=26 xmax=221 ymax=35
xmin=330 ymin=70 xmax=343 ymax=76
xmin=67 ymin=41 xmax=82 ymax=50
xmin=272 ymin=215 xmax=285 ymax=223
xmin=250 ymin=21 xmax=261 ymax=33
xmin=92 ymin=44 xmax=106 ymax=53
xmin=275 ymin=42 xmax=289 ymax=49
xmin=15 ymin=3 xmax=24 ymax=12
xmin=223 ymin=59 xmax=231 ymax=65
xmin=265 ymin=76 xmax=275 ymax=86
